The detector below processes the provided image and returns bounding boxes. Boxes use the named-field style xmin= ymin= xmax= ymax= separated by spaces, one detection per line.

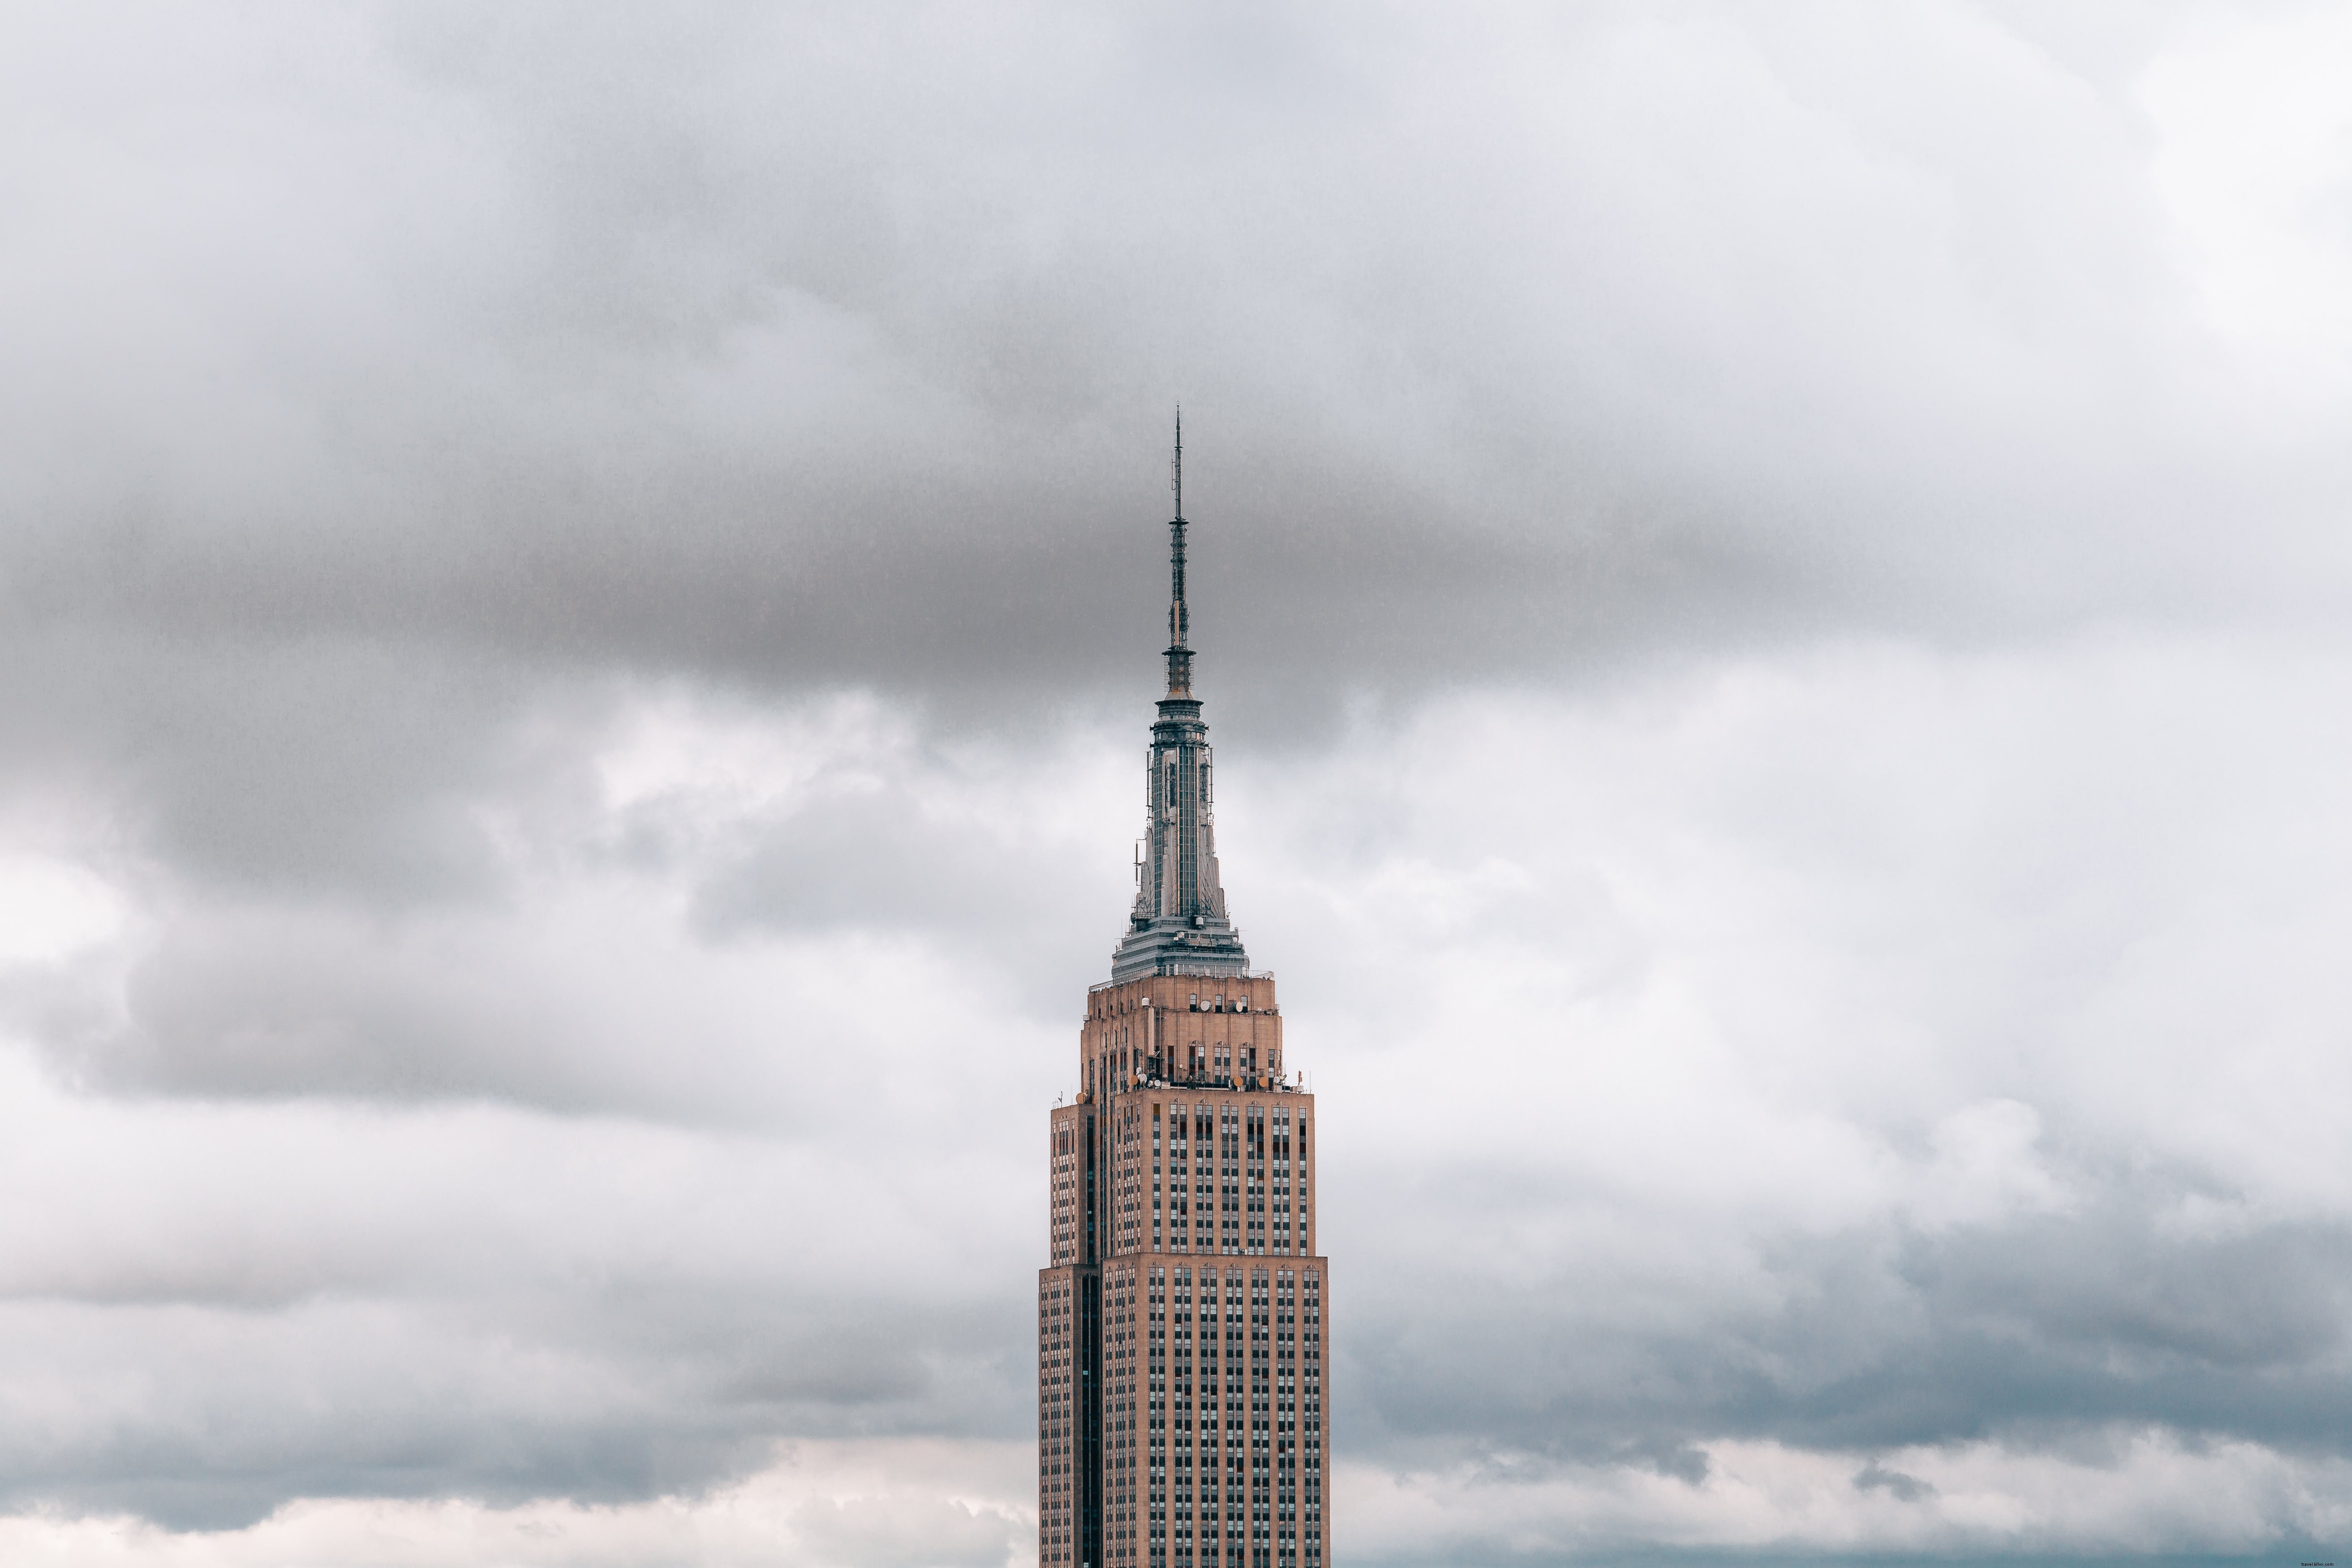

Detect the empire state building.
xmin=1037 ymin=426 xmax=1329 ymax=1568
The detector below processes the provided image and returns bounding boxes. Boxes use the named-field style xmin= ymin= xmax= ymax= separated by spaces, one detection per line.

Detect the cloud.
xmin=1338 ymin=1432 xmax=2352 ymax=1563
xmin=5 ymin=0 xmax=2347 ymax=756
xmin=4 ymin=1 xmax=2352 ymax=1561
xmin=6 ymin=632 xmax=2352 ymax=1548
xmin=0 ymin=1035 xmax=1034 ymax=1528
xmin=0 ymin=1441 xmax=1032 ymax=1568
xmin=1853 ymin=1458 xmax=1936 ymax=1503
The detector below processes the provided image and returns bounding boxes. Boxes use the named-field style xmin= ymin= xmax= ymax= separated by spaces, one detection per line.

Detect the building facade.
xmin=1038 ymin=432 xmax=1329 ymax=1568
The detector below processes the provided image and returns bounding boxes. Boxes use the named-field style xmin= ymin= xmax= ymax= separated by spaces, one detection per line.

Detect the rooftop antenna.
xmin=1164 ymin=406 xmax=1193 ymax=697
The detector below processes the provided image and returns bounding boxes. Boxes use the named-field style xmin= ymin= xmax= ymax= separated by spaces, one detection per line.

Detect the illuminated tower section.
xmin=1038 ymin=422 xmax=1330 ymax=1568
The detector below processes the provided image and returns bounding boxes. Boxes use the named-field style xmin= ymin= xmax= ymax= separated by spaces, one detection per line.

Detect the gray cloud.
xmin=6 ymin=2 xmax=2352 ymax=1559
xmin=1854 ymin=1458 xmax=1937 ymax=1502
xmin=1337 ymin=1172 xmax=2352 ymax=1467
xmin=3 ymin=0 xmax=2332 ymax=926
xmin=8 ymin=0 xmax=2331 ymax=731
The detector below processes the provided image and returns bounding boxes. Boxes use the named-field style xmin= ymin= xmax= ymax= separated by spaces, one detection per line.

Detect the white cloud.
xmin=0 ymin=1440 xmax=1031 ymax=1568
xmin=0 ymin=855 xmax=124 ymax=967
xmin=2145 ymin=4 xmax=2352 ymax=354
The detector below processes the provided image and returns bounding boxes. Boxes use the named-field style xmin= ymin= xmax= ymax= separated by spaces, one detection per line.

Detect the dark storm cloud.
xmin=1 ymin=0 xmax=2313 ymax=917
xmin=4 ymin=0 xmax=2299 ymax=729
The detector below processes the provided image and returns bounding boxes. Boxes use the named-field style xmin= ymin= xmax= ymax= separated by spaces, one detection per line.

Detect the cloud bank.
xmin=8 ymin=2 xmax=2352 ymax=1563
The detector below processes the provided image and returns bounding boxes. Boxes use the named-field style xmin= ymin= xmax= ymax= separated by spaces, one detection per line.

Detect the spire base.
xmin=1109 ymin=913 xmax=1251 ymax=984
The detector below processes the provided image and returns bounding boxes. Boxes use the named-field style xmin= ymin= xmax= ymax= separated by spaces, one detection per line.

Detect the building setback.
xmin=1038 ymin=424 xmax=1329 ymax=1568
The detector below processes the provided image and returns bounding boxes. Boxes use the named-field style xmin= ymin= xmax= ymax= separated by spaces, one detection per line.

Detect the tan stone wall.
xmin=1088 ymin=1255 xmax=1332 ymax=1567
xmin=1079 ymin=975 xmax=1287 ymax=1099
xmin=1096 ymin=1087 xmax=1317 ymax=1263
xmin=1047 ymin=963 xmax=1329 ymax=1568
xmin=1037 ymin=1263 xmax=1086 ymax=1566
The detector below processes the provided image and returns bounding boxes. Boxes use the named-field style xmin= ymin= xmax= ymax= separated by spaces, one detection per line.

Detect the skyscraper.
xmin=1038 ymin=424 xmax=1329 ymax=1568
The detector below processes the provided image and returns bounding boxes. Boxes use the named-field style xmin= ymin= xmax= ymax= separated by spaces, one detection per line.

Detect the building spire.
xmin=1113 ymin=415 xmax=1247 ymax=979
xmin=1165 ymin=407 xmax=1193 ymax=698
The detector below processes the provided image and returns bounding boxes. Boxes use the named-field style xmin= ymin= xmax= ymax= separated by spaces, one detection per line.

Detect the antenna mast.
xmin=1165 ymin=407 xmax=1193 ymax=697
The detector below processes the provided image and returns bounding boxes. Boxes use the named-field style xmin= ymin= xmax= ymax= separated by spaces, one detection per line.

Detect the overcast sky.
xmin=6 ymin=3 xmax=2352 ymax=1564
